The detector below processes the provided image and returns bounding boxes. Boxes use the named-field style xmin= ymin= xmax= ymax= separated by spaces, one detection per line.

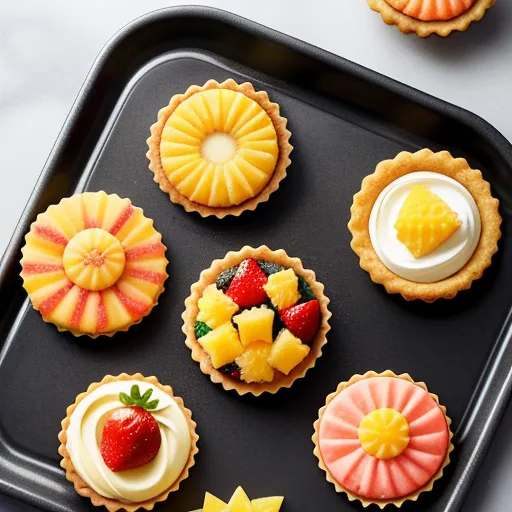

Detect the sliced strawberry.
xmin=279 ymin=299 xmax=320 ymax=343
xmin=100 ymin=385 xmax=162 ymax=472
xmin=226 ymin=258 xmax=268 ymax=308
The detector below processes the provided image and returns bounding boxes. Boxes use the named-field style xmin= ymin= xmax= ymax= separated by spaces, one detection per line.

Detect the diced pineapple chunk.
xmin=199 ymin=322 xmax=244 ymax=369
xmin=263 ymin=268 xmax=300 ymax=310
xmin=236 ymin=342 xmax=274 ymax=383
xmin=197 ymin=284 xmax=239 ymax=329
xmin=268 ymin=329 xmax=310 ymax=375
xmin=251 ymin=496 xmax=285 ymax=512
xmin=203 ymin=492 xmax=227 ymax=512
xmin=227 ymin=487 xmax=253 ymax=512
xmin=233 ymin=306 xmax=274 ymax=347
xmin=395 ymin=185 xmax=462 ymax=259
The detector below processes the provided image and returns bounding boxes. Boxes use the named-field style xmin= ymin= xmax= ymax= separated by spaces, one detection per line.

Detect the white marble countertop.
xmin=1 ymin=0 xmax=512 ymax=510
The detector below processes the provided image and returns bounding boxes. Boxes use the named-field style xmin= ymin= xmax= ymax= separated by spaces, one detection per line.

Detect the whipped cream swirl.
xmin=369 ymin=171 xmax=481 ymax=283
xmin=67 ymin=380 xmax=191 ymax=503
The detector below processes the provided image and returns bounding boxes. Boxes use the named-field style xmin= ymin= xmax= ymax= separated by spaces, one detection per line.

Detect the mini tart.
xmin=348 ymin=149 xmax=501 ymax=302
xmin=146 ymin=79 xmax=292 ymax=218
xmin=58 ymin=373 xmax=199 ymax=512
xmin=312 ymin=370 xmax=453 ymax=508
xmin=367 ymin=0 xmax=495 ymax=37
xmin=183 ymin=246 xmax=331 ymax=395
xmin=20 ymin=191 xmax=168 ymax=336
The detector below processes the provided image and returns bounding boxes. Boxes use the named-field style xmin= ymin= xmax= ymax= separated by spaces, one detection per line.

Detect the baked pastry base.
xmin=312 ymin=370 xmax=454 ymax=509
xmin=58 ymin=373 xmax=199 ymax=512
xmin=147 ymin=79 xmax=292 ymax=218
xmin=182 ymin=245 xmax=331 ymax=395
xmin=367 ymin=0 xmax=496 ymax=37
xmin=348 ymin=149 xmax=501 ymax=302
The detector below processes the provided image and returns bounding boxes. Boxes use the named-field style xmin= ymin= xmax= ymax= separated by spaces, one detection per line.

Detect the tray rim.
xmin=1 ymin=5 xmax=512 ymax=512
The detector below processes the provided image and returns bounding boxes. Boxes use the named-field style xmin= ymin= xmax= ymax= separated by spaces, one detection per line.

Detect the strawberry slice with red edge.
xmin=280 ymin=299 xmax=320 ymax=343
xmin=100 ymin=384 xmax=161 ymax=472
xmin=226 ymin=258 xmax=268 ymax=308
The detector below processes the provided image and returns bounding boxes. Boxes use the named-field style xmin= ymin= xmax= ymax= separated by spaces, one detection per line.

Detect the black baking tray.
xmin=1 ymin=6 xmax=512 ymax=512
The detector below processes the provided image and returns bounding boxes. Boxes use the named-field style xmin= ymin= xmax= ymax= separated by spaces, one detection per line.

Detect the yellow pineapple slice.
xmin=199 ymin=322 xmax=244 ymax=369
xmin=251 ymin=497 xmax=284 ymax=512
xmin=395 ymin=185 xmax=462 ymax=258
xmin=236 ymin=341 xmax=274 ymax=383
xmin=227 ymin=486 xmax=253 ymax=512
xmin=203 ymin=492 xmax=227 ymax=512
xmin=268 ymin=329 xmax=310 ymax=375
xmin=197 ymin=284 xmax=239 ymax=329
xmin=160 ymin=89 xmax=278 ymax=208
xmin=263 ymin=269 xmax=300 ymax=310
xmin=233 ymin=306 xmax=274 ymax=347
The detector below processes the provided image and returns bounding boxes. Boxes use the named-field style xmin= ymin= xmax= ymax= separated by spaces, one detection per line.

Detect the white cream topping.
xmin=369 ymin=171 xmax=481 ymax=283
xmin=201 ymin=132 xmax=237 ymax=163
xmin=66 ymin=380 xmax=191 ymax=503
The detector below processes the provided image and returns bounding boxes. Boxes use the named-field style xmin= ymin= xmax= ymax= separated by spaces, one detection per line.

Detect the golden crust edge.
xmin=347 ymin=148 xmax=502 ymax=302
xmin=312 ymin=370 xmax=454 ymax=508
xmin=182 ymin=245 xmax=331 ymax=396
xmin=20 ymin=192 xmax=169 ymax=337
xmin=146 ymin=79 xmax=293 ymax=218
xmin=367 ymin=0 xmax=496 ymax=37
xmin=57 ymin=373 xmax=199 ymax=512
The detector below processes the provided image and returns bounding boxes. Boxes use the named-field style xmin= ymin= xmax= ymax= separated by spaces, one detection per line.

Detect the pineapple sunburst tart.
xmin=190 ymin=486 xmax=284 ymax=512
xmin=312 ymin=370 xmax=453 ymax=508
xmin=367 ymin=0 xmax=495 ymax=37
xmin=20 ymin=191 xmax=168 ymax=336
xmin=348 ymin=149 xmax=501 ymax=302
xmin=183 ymin=246 xmax=331 ymax=395
xmin=146 ymin=79 xmax=292 ymax=218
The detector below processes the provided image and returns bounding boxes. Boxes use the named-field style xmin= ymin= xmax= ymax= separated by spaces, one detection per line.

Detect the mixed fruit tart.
xmin=190 ymin=486 xmax=284 ymax=512
xmin=348 ymin=149 xmax=501 ymax=301
xmin=183 ymin=246 xmax=331 ymax=395
xmin=313 ymin=370 xmax=453 ymax=508
xmin=58 ymin=373 xmax=198 ymax=512
xmin=147 ymin=79 xmax=292 ymax=218
xmin=367 ymin=0 xmax=496 ymax=37
xmin=20 ymin=191 xmax=168 ymax=336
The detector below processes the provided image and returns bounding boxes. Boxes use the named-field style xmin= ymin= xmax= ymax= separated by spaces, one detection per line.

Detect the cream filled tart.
xmin=312 ymin=370 xmax=453 ymax=508
xmin=183 ymin=246 xmax=331 ymax=395
xmin=147 ymin=79 xmax=292 ymax=218
xmin=58 ymin=373 xmax=198 ymax=512
xmin=20 ymin=191 xmax=168 ymax=336
xmin=348 ymin=149 xmax=501 ymax=301
xmin=367 ymin=0 xmax=495 ymax=37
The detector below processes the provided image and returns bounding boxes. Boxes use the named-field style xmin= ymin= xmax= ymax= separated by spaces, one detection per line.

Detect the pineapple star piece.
xmin=198 ymin=486 xmax=284 ymax=512
xmin=395 ymin=185 xmax=462 ymax=258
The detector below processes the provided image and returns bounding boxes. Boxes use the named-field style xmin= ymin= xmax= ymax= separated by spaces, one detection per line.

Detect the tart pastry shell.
xmin=312 ymin=370 xmax=454 ymax=509
xmin=348 ymin=149 xmax=501 ymax=302
xmin=182 ymin=245 xmax=331 ymax=396
xmin=146 ymin=79 xmax=292 ymax=218
xmin=367 ymin=0 xmax=496 ymax=37
xmin=58 ymin=373 xmax=199 ymax=512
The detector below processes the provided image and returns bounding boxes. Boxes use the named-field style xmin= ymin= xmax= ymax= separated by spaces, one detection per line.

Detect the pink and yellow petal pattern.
xmin=313 ymin=370 xmax=453 ymax=508
xmin=20 ymin=192 xmax=168 ymax=337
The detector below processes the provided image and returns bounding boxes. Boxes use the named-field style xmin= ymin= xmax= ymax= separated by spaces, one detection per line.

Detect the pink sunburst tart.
xmin=313 ymin=371 xmax=453 ymax=508
xmin=20 ymin=191 xmax=168 ymax=337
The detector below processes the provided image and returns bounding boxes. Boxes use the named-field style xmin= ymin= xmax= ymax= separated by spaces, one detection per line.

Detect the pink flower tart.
xmin=313 ymin=370 xmax=453 ymax=508
xmin=20 ymin=191 xmax=168 ymax=337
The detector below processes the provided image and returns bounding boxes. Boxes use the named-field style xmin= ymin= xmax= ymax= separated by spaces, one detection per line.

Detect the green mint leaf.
xmin=145 ymin=399 xmax=159 ymax=410
xmin=258 ymin=261 xmax=284 ymax=276
xmin=141 ymin=388 xmax=153 ymax=403
xmin=216 ymin=266 xmax=238 ymax=292
xmin=131 ymin=384 xmax=141 ymax=401
xmin=195 ymin=321 xmax=212 ymax=339
xmin=298 ymin=276 xmax=316 ymax=303
xmin=119 ymin=392 xmax=135 ymax=406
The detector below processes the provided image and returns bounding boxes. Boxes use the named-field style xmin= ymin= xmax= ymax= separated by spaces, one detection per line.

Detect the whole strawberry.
xmin=100 ymin=385 xmax=161 ymax=472
xmin=226 ymin=258 xmax=268 ymax=308
xmin=280 ymin=299 xmax=320 ymax=343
